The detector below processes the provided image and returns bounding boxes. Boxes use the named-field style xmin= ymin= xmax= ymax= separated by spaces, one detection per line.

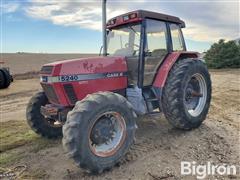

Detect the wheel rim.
xmin=89 ymin=111 xmax=126 ymax=157
xmin=184 ymin=73 xmax=207 ymax=117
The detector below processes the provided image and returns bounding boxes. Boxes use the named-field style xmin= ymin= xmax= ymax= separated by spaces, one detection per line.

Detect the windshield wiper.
xmin=128 ymin=26 xmax=140 ymax=36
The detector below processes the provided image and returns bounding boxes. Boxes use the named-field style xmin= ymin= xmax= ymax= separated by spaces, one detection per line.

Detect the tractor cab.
xmin=106 ymin=10 xmax=186 ymax=87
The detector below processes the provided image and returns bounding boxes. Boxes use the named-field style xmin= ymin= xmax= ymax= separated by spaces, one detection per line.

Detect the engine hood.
xmin=40 ymin=56 xmax=127 ymax=76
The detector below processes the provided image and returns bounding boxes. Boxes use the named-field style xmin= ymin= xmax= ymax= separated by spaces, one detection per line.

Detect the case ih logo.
xmin=106 ymin=72 xmax=123 ymax=78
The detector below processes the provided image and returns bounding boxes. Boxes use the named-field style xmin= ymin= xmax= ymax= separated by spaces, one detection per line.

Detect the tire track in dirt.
xmin=0 ymin=89 xmax=37 ymax=100
xmin=121 ymin=118 xmax=182 ymax=164
xmin=120 ymin=118 xmax=234 ymax=168
xmin=0 ymin=82 xmax=40 ymax=122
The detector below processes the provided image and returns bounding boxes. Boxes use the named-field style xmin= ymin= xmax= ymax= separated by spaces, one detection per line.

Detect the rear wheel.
xmin=26 ymin=92 xmax=62 ymax=138
xmin=162 ymin=58 xmax=211 ymax=130
xmin=63 ymin=92 xmax=136 ymax=173
xmin=1 ymin=68 xmax=11 ymax=88
xmin=0 ymin=70 xmax=5 ymax=89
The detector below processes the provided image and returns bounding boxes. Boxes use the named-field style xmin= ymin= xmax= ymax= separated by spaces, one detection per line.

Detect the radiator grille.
xmin=40 ymin=66 xmax=53 ymax=74
xmin=63 ymin=84 xmax=78 ymax=105
xmin=41 ymin=84 xmax=59 ymax=104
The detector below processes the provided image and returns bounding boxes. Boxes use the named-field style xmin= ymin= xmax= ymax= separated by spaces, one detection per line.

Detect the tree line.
xmin=204 ymin=39 xmax=240 ymax=68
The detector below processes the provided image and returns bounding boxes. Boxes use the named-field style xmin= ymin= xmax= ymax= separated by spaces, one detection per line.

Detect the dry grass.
xmin=0 ymin=151 xmax=25 ymax=167
xmin=0 ymin=120 xmax=59 ymax=167
xmin=0 ymin=120 xmax=37 ymax=152
xmin=21 ymin=169 xmax=49 ymax=179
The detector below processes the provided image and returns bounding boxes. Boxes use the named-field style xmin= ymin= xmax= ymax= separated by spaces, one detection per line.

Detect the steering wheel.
xmin=125 ymin=43 xmax=140 ymax=48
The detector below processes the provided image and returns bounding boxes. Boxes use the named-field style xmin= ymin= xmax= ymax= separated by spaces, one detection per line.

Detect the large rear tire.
xmin=1 ymin=68 xmax=11 ymax=88
xmin=62 ymin=92 xmax=136 ymax=173
xmin=26 ymin=92 xmax=62 ymax=138
xmin=162 ymin=58 xmax=211 ymax=130
xmin=0 ymin=70 xmax=5 ymax=89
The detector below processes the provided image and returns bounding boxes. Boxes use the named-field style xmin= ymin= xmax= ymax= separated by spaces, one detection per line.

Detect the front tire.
xmin=62 ymin=92 xmax=136 ymax=173
xmin=26 ymin=92 xmax=62 ymax=138
xmin=162 ymin=58 xmax=211 ymax=130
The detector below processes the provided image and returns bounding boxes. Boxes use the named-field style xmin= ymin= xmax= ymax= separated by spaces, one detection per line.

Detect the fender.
xmin=153 ymin=51 xmax=199 ymax=88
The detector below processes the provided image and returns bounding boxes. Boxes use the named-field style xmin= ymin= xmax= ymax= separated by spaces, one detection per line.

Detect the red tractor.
xmin=26 ymin=9 xmax=211 ymax=173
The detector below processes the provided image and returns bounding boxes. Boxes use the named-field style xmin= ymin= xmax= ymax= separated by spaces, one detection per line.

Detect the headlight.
xmin=40 ymin=76 xmax=48 ymax=82
xmin=40 ymin=76 xmax=59 ymax=83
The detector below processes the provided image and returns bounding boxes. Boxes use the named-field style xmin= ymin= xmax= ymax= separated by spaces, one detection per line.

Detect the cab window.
xmin=143 ymin=19 xmax=168 ymax=86
xmin=107 ymin=24 xmax=141 ymax=56
xmin=170 ymin=24 xmax=184 ymax=51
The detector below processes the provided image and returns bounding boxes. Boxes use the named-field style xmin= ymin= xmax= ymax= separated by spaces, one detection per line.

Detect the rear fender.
xmin=153 ymin=51 xmax=199 ymax=88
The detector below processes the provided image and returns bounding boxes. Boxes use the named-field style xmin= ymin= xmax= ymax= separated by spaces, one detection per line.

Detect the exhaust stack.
xmin=102 ymin=0 xmax=107 ymax=56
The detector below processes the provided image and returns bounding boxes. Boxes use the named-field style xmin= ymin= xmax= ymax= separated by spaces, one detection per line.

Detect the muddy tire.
xmin=162 ymin=58 xmax=211 ymax=130
xmin=63 ymin=92 xmax=136 ymax=174
xmin=1 ymin=68 xmax=11 ymax=88
xmin=0 ymin=70 xmax=5 ymax=89
xmin=26 ymin=92 xmax=62 ymax=138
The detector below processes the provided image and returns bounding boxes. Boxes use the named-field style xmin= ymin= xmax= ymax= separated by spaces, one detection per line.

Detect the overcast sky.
xmin=1 ymin=0 xmax=239 ymax=53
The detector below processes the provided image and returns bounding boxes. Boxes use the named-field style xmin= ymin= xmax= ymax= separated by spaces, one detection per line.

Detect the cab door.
xmin=143 ymin=19 xmax=168 ymax=86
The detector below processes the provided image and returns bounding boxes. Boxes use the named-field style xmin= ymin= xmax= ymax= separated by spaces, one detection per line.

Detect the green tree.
xmin=204 ymin=39 xmax=240 ymax=68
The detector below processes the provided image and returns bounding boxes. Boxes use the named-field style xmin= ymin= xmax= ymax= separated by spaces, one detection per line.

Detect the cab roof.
xmin=107 ymin=10 xmax=185 ymax=29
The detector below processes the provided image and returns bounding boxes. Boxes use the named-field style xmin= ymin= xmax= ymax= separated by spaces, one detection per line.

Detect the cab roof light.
xmin=123 ymin=15 xmax=129 ymax=21
xmin=123 ymin=13 xmax=138 ymax=22
xmin=107 ymin=18 xmax=116 ymax=26
xmin=129 ymin=13 xmax=137 ymax=19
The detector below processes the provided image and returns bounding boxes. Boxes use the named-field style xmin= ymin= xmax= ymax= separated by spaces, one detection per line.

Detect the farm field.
xmin=0 ymin=54 xmax=239 ymax=179
xmin=0 ymin=53 xmax=97 ymax=77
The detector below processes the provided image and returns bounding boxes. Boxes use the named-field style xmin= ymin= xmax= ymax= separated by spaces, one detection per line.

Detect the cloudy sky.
xmin=1 ymin=0 xmax=239 ymax=53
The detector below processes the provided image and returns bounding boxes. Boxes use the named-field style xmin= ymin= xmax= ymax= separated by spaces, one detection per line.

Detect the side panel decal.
xmin=41 ymin=72 xmax=127 ymax=83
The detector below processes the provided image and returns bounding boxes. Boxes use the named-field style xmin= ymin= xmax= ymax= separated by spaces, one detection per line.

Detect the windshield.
xmin=107 ymin=24 xmax=141 ymax=56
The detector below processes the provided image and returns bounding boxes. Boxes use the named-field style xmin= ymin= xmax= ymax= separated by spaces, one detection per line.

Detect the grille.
xmin=41 ymin=84 xmax=59 ymax=104
xmin=40 ymin=66 xmax=53 ymax=74
xmin=63 ymin=84 xmax=78 ymax=105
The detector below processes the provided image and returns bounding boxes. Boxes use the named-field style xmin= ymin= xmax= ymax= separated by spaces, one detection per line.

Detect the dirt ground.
xmin=0 ymin=69 xmax=239 ymax=179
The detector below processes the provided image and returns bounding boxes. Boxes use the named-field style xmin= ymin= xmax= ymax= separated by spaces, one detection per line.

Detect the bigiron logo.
xmin=181 ymin=161 xmax=239 ymax=179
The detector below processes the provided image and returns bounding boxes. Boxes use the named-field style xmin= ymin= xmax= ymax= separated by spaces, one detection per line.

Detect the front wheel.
xmin=162 ymin=58 xmax=211 ymax=130
xmin=62 ymin=92 xmax=136 ymax=173
xmin=26 ymin=92 xmax=63 ymax=138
